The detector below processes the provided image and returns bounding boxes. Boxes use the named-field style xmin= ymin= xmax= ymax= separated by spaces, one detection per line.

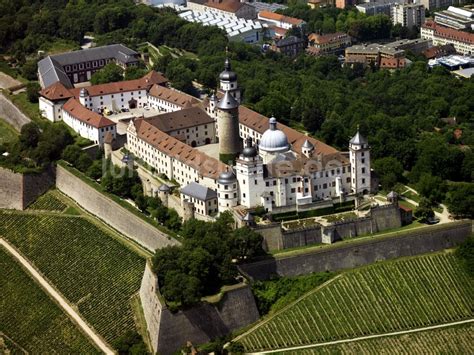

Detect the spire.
xmin=217 ymin=90 xmax=239 ymax=110
xmin=350 ymin=126 xmax=368 ymax=145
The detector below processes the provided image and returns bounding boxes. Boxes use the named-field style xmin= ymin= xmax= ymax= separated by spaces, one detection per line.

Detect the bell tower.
xmin=349 ymin=128 xmax=371 ymax=195
xmin=219 ymin=57 xmax=241 ymax=103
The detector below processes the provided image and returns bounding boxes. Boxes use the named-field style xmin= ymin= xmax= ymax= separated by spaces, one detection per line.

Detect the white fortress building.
xmin=37 ymin=55 xmax=371 ymax=218
xmin=126 ymin=58 xmax=371 ymax=218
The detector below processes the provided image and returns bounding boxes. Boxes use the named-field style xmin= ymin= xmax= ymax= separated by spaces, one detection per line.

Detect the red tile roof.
xmin=148 ymin=84 xmax=199 ymax=107
xmin=422 ymin=20 xmax=474 ymax=45
xmin=134 ymin=118 xmax=227 ymax=179
xmin=39 ymin=82 xmax=74 ymax=101
xmin=380 ymin=57 xmax=407 ymax=69
xmin=259 ymin=10 xmax=304 ymax=26
xmin=308 ymin=32 xmax=350 ymax=45
xmin=205 ymin=0 xmax=244 ymax=13
xmin=63 ymin=98 xmax=115 ymax=128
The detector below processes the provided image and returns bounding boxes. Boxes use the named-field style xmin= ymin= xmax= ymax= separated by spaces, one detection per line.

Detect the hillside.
xmin=277 ymin=322 xmax=474 ymax=354
xmin=0 ymin=246 xmax=99 ymax=353
xmin=0 ymin=191 xmax=147 ymax=344
xmin=236 ymin=252 xmax=474 ymax=352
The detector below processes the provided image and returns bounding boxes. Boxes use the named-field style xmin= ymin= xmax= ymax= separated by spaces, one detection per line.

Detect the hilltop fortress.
xmin=38 ymin=52 xmax=372 ymax=222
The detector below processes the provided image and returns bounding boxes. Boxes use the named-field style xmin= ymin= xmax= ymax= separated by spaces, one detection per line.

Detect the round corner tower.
xmin=217 ymin=91 xmax=242 ymax=163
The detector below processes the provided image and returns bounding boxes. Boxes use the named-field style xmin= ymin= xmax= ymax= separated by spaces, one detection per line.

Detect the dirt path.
xmin=0 ymin=239 xmax=114 ymax=355
xmin=248 ymin=318 xmax=474 ymax=354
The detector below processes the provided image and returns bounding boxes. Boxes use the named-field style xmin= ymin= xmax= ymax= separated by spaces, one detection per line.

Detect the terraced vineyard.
xmin=0 ymin=211 xmax=146 ymax=344
xmin=28 ymin=190 xmax=67 ymax=212
xmin=279 ymin=323 xmax=474 ymax=354
xmin=0 ymin=247 xmax=99 ymax=354
xmin=237 ymin=253 xmax=474 ymax=352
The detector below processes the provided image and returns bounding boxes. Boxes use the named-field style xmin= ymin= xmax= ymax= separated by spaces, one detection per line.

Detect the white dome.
xmin=259 ymin=117 xmax=290 ymax=153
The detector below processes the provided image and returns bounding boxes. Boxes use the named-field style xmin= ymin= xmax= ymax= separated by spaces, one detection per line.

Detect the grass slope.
xmin=0 ymin=211 xmax=146 ymax=344
xmin=0 ymin=119 xmax=17 ymax=145
xmin=238 ymin=252 xmax=474 ymax=352
xmin=0 ymin=247 xmax=99 ymax=354
xmin=278 ymin=323 xmax=474 ymax=354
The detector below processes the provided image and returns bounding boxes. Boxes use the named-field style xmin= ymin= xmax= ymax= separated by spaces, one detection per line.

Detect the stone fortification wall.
xmin=56 ymin=165 xmax=179 ymax=251
xmin=259 ymin=204 xmax=402 ymax=251
xmin=0 ymin=93 xmax=31 ymax=131
xmin=0 ymin=167 xmax=55 ymax=210
xmin=240 ymin=221 xmax=472 ymax=280
xmin=140 ymin=262 xmax=260 ymax=355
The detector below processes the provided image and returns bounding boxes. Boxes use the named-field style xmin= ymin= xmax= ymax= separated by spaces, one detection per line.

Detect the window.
xmin=362 ymin=167 xmax=366 ymax=174
xmin=225 ymin=194 xmax=228 ymax=199
xmin=291 ymin=188 xmax=296 ymax=193
xmin=362 ymin=178 xmax=366 ymax=184
xmin=243 ymin=193 xmax=246 ymax=197
xmin=254 ymin=180 xmax=258 ymax=185
xmin=234 ymin=193 xmax=237 ymax=198
xmin=323 ymin=183 xmax=328 ymax=189
xmin=266 ymin=181 xmax=269 ymax=187
xmin=362 ymin=158 xmax=365 ymax=164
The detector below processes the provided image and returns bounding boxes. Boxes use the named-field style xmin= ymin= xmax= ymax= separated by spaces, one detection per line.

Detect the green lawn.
xmin=236 ymin=252 xmax=473 ymax=352
xmin=0 ymin=247 xmax=100 ymax=354
xmin=277 ymin=323 xmax=474 ymax=354
xmin=0 ymin=210 xmax=146 ymax=345
xmin=0 ymin=119 xmax=18 ymax=145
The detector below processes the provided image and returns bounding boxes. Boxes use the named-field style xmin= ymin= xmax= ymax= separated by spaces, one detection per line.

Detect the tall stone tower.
xmin=235 ymin=138 xmax=264 ymax=208
xmin=217 ymin=90 xmax=242 ymax=163
xmin=349 ymin=129 xmax=371 ymax=195
xmin=219 ymin=58 xmax=241 ymax=103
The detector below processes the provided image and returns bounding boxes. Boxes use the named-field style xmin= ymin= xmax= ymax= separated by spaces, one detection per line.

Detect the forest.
xmin=0 ymin=0 xmax=473 ymax=217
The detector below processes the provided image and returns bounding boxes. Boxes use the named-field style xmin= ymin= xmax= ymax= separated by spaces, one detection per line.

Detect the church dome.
xmin=219 ymin=58 xmax=237 ymax=82
xmin=218 ymin=171 xmax=237 ymax=185
xmin=260 ymin=117 xmax=290 ymax=153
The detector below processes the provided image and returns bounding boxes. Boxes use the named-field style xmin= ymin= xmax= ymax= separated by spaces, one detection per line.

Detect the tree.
xmin=62 ymin=145 xmax=82 ymax=165
xmin=416 ymin=174 xmax=446 ymax=204
xmin=21 ymin=60 xmax=38 ymax=81
xmin=75 ymin=152 xmax=93 ymax=172
xmin=26 ymin=82 xmax=41 ymax=103
xmin=91 ymin=63 xmax=124 ymax=85
xmin=162 ymin=270 xmax=201 ymax=306
xmin=124 ymin=66 xmax=147 ymax=81
xmin=19 ymin=122 xmax=40 ymax=150
xmin=373 ymin=157 xmax=404 ymax=191
xmin=445 ymin=183 xmax=474 ymax=219
xmin=414 ymin=198 xmax=434 ymax=222
xmin=86 ymin=160 xmax=103 ymax=180
xmin=113 ymin=331 xmax=148 ymax=355
xmin=229 ymin=227 xmax=264 ymax=261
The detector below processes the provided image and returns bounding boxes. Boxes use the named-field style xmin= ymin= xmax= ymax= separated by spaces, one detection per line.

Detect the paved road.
xmin=0 ymin=239 xmax=114 ymax=355
xmin=249 ymin=319 xmax=474 ymax=354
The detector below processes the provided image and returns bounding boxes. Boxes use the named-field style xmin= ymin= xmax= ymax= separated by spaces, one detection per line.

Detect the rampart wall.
xmin=56 ymin=164 xmax=179 ymax=251
xmin=240 ymin=221 xmax=472 ymax=280
xmin=0 ymin=166 xmax=55 ymax=210
xmin=0 ymin=93 xmax=31 ymax=131
xmin=140 ymin=262 xmax=260 ymax=355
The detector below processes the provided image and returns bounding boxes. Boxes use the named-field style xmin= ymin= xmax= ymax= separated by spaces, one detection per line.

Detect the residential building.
xmin=148 ymin=84 xmax=199 ymax=112
xmin=345 ymin=38 xmax=431 ymax=66
xmin=178 ymin=9 xmax=263 ymax=43
xmin=434 ymin=6 xmax=474 ymax=30
xmin=62 ymin=98 xmax=117 ymax=146
xmin=307 ymin=32 xmax=352 ymax=56
xmin=257 ymin=10 xmax=305 ymax=30
xmin=336 ymin=0 xmax=355 ymax=9
xmin=356 ymin=0 xmax=403 ymax=17
xmin=180 ymin=182 xmax=219 ymax=217
xmin=422 ymin=43 xmax=456 ymax=58
xmin=428 ymin=54 xmax=474 ymax=69
xmin=418 ymin=0 xmax=465 ymax=11
xmin=144 ymin=107 xmax=216 ymax=147
xmin=273 ymin=36 xmax=306 ymax=57
xmin=201 ymin=0 xmax=257 ymax=19
xmin=391 ymin=3 xmax=425 ymax=29
xmin=421 ymin=20 xmax=474 ymax=55
xmin=37 ymin=44 xmax=140 ymax=89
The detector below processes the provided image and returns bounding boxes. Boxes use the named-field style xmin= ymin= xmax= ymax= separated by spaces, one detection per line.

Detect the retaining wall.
xmin=140 ymin=262 xmax=260 ymax=355
xmin=0 ymin=166 xmax=55 ymax=210
xmin=56 ymin=164 xmax=179 ymax=251
xmin=0 ymin=93 xmax=31 ymax=132
xmin=240 ymin=221 xmax=472 ymax=280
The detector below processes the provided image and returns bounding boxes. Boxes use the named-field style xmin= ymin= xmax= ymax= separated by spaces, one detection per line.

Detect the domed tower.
xmin=217 ymin=90 xmax=242 ymax=163
xmin=219 ymin=58 xmax=240 ymax=103
xmin=236 ymin=138 xmax=264 ymax=208
xmin=217 ymin=170 xmax=239 ymax=213
xmin=259 ymin=117 xmax=290 ymax=164
xmin=302 ymin=139 xmax=314 ymax=158
xmin=349 ymin=128 xmax=371 ymax=195
xmin=158 ymin=184 xmax=170 ymax=208
xmin=79 ymin=88 xmax=89 ymax=107
xmin=209 ymin=91 xmax=218 ymax=118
